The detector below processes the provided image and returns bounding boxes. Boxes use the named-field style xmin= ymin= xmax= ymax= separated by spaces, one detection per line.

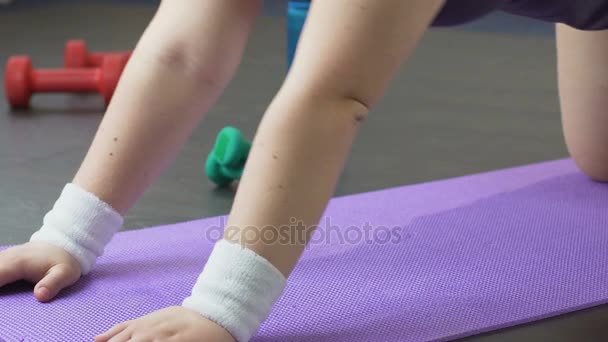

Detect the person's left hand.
xmin=95 ymin=306 xmax=236 ymax=342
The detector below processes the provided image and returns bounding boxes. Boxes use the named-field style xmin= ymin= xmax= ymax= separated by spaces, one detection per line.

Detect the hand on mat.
xmin=95 ymin=306 xmax=236 ymax=342
xmin=0 ymin=241 xmax=81 ymax=302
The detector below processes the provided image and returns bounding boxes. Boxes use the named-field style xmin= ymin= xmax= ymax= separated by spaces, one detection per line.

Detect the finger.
xmin=0 ymin=251 xmax=25 ymax=288
xmin=95 ymin=322 xmax=129 ymax=342
xmin=34 ymin=263 xmax=80 ymax=302
xmin=126 ymin=335 xmax=152 ymax=342
xmin=108 ymin=328 xmax=132 ymax=342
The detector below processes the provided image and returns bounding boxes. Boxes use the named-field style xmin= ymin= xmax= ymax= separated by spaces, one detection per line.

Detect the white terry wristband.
xmin=182 ymin=239 xmax=287 ymax=342
xmin=30 ymin=183 xmax=123 ymax=275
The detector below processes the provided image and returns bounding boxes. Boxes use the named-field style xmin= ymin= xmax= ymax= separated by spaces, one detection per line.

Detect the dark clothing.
xmin=433 ymin=0 xmax=608 ymax=30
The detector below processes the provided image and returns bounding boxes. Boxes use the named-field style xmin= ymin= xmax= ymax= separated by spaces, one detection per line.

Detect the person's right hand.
xmin=0 ymin=241 xmax=81 ymax=302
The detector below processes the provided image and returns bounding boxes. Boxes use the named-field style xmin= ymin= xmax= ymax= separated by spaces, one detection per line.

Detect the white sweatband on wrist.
xmin=30 ymin=183 xmax=123 ymax=275
xmin=182 ymin=239 xmax=287 ymax=342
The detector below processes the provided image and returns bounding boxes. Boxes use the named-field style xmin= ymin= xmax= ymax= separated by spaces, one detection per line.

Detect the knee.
xmin=570 ymin=151 xmax=608 ymax=182
xmin=563 ymin=114 xmax=608 ymax=182
xmin=579 ymin=163 xmax=608 ymax=183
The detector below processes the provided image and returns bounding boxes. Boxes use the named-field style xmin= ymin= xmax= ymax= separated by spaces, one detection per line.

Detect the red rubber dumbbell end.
xmin=65 ymin=39 xmax=132 ymax=68
xmin=64 ymin=40 xmax=89 ymax=68
xmin=5 ymin=54 xmax=128 ymax=108
xmin=4 ymin=55 xmax=32 ymax=108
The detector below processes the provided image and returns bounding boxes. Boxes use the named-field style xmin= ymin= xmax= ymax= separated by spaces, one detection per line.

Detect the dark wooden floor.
xmin=1 ymin=3 xmax=604 ymax=342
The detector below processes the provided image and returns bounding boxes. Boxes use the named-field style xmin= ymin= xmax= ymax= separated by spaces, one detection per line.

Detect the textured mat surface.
xmin=2 ymin=159 xmax=607 ymax=341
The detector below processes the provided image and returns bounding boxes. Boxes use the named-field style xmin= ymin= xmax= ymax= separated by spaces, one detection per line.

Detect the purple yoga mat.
xmin=2 ymin=158 xmax=608 ymax=341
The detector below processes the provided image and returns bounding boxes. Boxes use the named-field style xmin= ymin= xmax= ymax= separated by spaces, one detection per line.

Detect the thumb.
xmin=34 ymin=264 xmax=80 ymax=302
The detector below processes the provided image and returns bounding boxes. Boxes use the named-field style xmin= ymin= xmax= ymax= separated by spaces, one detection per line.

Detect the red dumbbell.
xmin=65 ymin=39 xmax=132 ymax=68
xmin=4 ymin=54 xmax=129 ymax=108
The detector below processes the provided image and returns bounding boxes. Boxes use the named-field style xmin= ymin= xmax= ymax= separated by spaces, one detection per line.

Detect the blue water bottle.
xmin=287 ymin=0 xmax=310 ymax=69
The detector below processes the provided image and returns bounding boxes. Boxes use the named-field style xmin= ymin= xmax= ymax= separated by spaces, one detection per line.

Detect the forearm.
xmin=224 ymin=91 xmax=365 ymax=275
xmin=73 ymin=55 xmax=219 ymax=215
xmin=73 ymin=0 xmax=262 ymax=214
